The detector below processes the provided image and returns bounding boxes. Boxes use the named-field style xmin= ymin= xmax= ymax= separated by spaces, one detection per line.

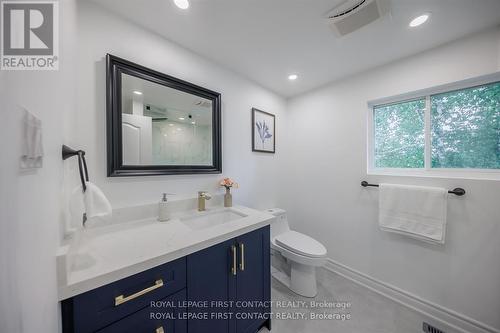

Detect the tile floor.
xmin=261 ymin=268 xmax=454 ymax=333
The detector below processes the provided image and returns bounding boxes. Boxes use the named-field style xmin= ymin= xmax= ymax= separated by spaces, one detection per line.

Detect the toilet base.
xmin=271 ymin=263 xmax=318 ymax=298
xmin=290 ymin=262 xmax=317 ymax=297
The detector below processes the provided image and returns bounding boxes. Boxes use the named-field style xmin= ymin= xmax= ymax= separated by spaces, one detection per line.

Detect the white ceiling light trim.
xmin=288 ymin=74 xmax=298 ymax=81
xmin=174 ymin=0 xmax=189 ymax=10
xmin=409 ymin=13 xmax=430 ymax=28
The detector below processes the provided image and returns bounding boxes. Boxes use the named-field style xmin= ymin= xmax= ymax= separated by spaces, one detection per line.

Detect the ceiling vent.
xmin=326 ymin=0 xmax=390 ymax=37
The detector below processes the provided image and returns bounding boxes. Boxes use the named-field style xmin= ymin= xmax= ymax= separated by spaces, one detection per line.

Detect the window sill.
xmin=367 ymin=168 xmax=500 ymax=181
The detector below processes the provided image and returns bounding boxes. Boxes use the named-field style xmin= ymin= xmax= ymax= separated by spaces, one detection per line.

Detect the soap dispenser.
xmin=158 ymin=193 xmax=170 ymax=222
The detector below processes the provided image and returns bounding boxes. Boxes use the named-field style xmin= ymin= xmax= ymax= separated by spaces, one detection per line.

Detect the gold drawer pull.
xmin=156 ymin=327 xmax=165 ymax=333
xmin=239 ymin=243 xmax=245 ymax=271
xmin=114 ymin=279 xmax=164 ymax=306
xmin=231 ymin=245 xmax=237 ymax=276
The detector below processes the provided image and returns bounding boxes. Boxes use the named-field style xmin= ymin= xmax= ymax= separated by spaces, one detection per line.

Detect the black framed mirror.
xmin=106 ymin=54 xmax=222 ymax=176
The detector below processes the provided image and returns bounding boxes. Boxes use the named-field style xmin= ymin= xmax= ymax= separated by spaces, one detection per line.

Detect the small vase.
xmin=224 ymin=187 xmax=232 ymax=207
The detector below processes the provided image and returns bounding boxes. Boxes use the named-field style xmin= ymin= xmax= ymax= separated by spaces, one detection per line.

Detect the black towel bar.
xmin=361 ymin=181 xmax=465 ymax=196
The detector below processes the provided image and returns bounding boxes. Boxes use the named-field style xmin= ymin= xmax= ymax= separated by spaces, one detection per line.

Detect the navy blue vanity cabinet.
xmin=235 ymin=227 xmax=271 ymax=333
xmin=187 ymin=226 xmax=271 ymax=333
xmin=62 ymin=258 xmax=187 ymax=333
xmin=95 ymin=290 xmax=187 ymax=333
xmin=61 ymin=226 xmax=270 ymax=333
xmin=187 ymin=238 xmax=237 ymax=333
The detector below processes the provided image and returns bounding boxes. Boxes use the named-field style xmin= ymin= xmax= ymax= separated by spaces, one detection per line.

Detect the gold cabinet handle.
xmin=239 ymin=243 xmax=245 ymax=271
xmin=115 ymin=279 xmax=164 ymax=306
xmin=231 ymin=245 xmax=237 ymax=276
xmin=156 ymin=327 xmax=165 ymax=333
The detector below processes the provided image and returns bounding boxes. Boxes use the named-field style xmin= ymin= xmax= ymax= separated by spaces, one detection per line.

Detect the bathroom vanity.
xmin=58 ymin=202 xmax=273 ymax=333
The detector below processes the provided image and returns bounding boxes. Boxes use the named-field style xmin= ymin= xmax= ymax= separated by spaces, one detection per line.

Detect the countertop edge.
xmin=58 ymin=215 xmax=273 ymax=301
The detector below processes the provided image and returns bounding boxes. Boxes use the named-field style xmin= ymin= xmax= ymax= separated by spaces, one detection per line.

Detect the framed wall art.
xmin=252 ymin=108 xmax=275 ymax=153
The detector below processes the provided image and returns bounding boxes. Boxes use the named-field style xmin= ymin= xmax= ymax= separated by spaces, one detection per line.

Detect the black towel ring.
xmin=62 ymin=145 xmax=89 ymax=192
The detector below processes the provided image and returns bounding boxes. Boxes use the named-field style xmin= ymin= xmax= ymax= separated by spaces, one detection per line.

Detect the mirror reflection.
xmin=121 ymin=73 xmax=213 ymax=166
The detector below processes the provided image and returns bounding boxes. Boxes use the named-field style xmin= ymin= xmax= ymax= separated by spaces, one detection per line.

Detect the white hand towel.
xmin=83 ymin=182 xmax=112 ymax=227
xmin=379 ymin=184 xmax=447 ymax=244
xmin=20 ymin=108 xmax=43 ymax=169
xmin=69 ymin=182 xmax=112 ymax=228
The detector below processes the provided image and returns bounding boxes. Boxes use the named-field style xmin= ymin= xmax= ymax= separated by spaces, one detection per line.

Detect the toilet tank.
xmin=265 ymin=208 xmax=290 ymax=239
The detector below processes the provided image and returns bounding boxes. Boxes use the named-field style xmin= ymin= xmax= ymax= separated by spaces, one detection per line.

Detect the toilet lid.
xmin=275 ymin=231 xmax=327 ymax=258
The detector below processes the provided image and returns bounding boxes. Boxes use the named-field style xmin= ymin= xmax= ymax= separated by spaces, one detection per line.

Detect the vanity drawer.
xmin=66 ymin=258 xmax=186 ymax=333
xmin=96 ymin=289 xmax=187 ymax=333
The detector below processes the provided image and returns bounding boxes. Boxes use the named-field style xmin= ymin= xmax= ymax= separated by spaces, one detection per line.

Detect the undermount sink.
xmin=180 ymin=209 xmax=247 ymax=230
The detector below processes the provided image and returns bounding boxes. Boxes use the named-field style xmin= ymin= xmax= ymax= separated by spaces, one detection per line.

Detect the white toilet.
xmin=266 ymin=208 xmax=327 ymax=297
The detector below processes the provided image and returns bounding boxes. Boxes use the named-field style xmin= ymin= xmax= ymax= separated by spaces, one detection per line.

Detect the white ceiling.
xmin=92 ymin=0 xmax=500 ymax=97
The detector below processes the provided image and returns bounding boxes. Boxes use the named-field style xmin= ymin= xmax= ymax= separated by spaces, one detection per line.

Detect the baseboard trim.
xmin=324 ymin=258 xmax=499 ymax=333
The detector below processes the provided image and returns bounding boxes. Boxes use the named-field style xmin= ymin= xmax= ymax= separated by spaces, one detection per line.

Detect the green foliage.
xmin=374 ymin=99 xmax=425 ymax=168
xmin=431 ymin=82 xmax=500 ymax=169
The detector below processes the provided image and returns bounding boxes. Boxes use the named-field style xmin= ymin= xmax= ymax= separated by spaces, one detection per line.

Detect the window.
xmin=369 ymin=77 xmax=500 ymax=176
xmin=431 ymin=83 xmax=500 ymax=169
xmin=374 ymin=99 xmax=425 ymax=168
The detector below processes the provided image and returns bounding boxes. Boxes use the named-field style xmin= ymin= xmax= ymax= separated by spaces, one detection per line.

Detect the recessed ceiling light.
xmin=409 ymin=14 xmax=430 ymax=28
xmin=179 ymin=117 xmax=185 ymax=120
xmin=288 ymin=74 xmax=298 ymax=81
xmin=133 ymin=90 xmax=143 ymax=95
xmin=191 ymin=121 xmax=196 ymax=124
xmin=168 ymin=123 xmax=174 ymax=127
xmin=174 ymin=0 xmax=189 ymax=10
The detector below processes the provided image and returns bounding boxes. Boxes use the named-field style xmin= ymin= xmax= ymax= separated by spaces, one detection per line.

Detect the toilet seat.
xmin=275 ymin=231 xmax=327 ymax=258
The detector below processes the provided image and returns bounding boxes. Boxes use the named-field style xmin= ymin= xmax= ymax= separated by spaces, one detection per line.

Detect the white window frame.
xmin=367 ymin=72 xmax=500 ymax=180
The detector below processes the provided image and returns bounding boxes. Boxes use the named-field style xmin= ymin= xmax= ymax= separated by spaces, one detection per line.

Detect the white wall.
xmin=73 ymin=0 xmax=286 ymax=214
xmin=2 ymin=1 xmax=285 ymax=331
xmin=2 ymin=2 xmax=498 ymax=332
xmin=0 ymin=1 xmax=78 ymax=332
xmin=281 ymin=28 xmax=500 ymax=330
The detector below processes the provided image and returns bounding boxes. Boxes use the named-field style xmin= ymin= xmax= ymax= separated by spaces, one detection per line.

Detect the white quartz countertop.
xmin=57 ymin=204 xmax=274 ymax=300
